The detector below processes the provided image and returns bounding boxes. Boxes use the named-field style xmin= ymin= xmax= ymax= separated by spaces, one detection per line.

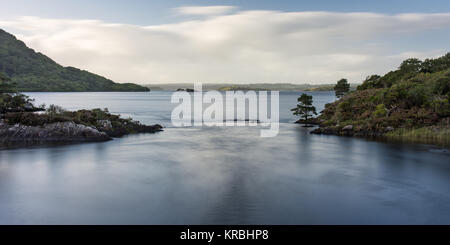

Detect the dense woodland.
xmin=0 ymin=29 xmax=149 ymax=92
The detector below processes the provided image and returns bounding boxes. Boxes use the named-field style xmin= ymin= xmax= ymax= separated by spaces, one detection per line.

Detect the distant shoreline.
xmin=144 ymin=83 xmax=360 ymax=92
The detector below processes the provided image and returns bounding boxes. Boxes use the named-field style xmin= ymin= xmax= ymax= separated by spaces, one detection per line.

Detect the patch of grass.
xmin=385 ymin=126 xmax=450 ymax=147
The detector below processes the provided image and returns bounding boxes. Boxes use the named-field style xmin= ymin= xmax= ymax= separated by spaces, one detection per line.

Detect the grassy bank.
xmin=385 ymin=126 xmax=450 ymax=147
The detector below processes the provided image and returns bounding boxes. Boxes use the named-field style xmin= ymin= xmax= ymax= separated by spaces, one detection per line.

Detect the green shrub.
xmin=3 ymin=112 xmax=69 ymax=126
xmin=46 ymin=104 xmax=66 ymax=116
xmin=431 ymin=98 xmax=450 ymax=117
xmin=373 ymin=104 xmax=386 ymax=118
xmin=406 ymin=84 xmax=428 ymax=107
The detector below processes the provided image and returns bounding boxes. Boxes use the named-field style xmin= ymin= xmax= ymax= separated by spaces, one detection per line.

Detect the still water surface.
xmin=0 ymin=91 xmax=449 ymax=224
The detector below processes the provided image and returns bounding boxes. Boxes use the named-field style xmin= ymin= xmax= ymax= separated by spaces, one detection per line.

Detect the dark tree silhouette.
xmin=291 ymin=93 xmax=317 ymax=127
xmin=0 ymin=72 xmax=16 ymax=93
xmin=334 ymin=78 xmax=350 ymax=99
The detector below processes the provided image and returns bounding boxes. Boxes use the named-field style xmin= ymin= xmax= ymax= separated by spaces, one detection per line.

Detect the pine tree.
xmin=334 ymin=78 xmax=350 ymax=99
xmin=291 ymin=93 xmax=317 ymax=126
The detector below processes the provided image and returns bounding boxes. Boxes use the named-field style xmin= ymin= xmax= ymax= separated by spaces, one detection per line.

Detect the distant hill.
xmin=0 ymin=29 xmax=149 ymax=92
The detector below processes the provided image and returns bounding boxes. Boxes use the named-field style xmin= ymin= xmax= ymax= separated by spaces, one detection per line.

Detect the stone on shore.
xmin=342 ymin=125 xmax=353 ymax=130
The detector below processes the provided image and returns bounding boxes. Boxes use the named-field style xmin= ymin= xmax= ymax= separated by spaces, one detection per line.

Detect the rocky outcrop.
xmin=96 ymin=119 xmax=163 ymax=137
xmin=0 ymin=107 xmax=164 ymax=146
xmin=0 ymin=120 xmax=111 ymax=143
xmin=0 ymin=119 xmax=164 ymax=144
xmin=310 ymin=125 xmax=385 ymax=137
xmin=342 ymin=125 xmax=353 ymax=130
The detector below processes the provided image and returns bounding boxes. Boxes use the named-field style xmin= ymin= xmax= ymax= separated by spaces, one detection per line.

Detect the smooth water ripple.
xmin=0 ymin=91 xmax=449 ymax=224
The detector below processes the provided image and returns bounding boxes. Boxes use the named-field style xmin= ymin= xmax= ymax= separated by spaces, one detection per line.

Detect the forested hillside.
xmin=0 ymin=29 xmax=149 ymax=92
xmin=312 ymin=53 xmax=450 ymax=145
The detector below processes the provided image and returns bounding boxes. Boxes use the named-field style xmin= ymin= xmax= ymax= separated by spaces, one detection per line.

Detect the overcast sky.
xmin=1 ymin=0 xmax=449 ymax=84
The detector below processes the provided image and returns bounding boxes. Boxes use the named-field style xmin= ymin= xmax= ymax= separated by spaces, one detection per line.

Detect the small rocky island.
xmin=0 ymin=108 xmax=163 ymax=144
xmin=0 ymin=73 xmax=162 ymax=146
xmin=176 ymin=88 xmax=195 ymax=92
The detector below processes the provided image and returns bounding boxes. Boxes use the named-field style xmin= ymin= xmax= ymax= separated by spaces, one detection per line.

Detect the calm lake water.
xmin=0 ymin=91 xmax=449 ymax=224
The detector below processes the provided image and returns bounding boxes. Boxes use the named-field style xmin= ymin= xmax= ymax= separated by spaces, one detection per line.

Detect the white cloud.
xmin=174 ymin=5 xmax=237 ymax=16
xmin=0 ymin=10 xmax=449 ymax=84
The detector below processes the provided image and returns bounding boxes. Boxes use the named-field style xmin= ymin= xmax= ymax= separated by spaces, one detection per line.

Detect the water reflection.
xmin=0 ymin=92 xmax=449 ymax=224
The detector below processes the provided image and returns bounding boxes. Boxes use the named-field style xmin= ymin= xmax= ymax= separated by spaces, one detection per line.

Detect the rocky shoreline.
xmin=295 ymin=118 xmax=394 ymax=137
xmin=0 ymin=119 xmax=163 ymax=144
xmin=309 ymin=124 xmax=393 ymax=137
xmin=0 ymin=120 xmax=112 ymax=143
xmin=0 ymin=107 xmax=163 ymax=146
